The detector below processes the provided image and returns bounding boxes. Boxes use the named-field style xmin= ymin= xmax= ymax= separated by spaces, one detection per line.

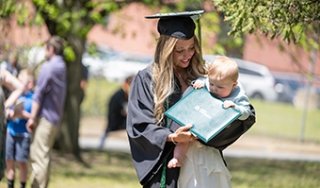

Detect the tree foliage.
xmin=213 ymin=0 xmax=320 ymax=51
xmin=0 ymin=0 xmax=122 ymax=159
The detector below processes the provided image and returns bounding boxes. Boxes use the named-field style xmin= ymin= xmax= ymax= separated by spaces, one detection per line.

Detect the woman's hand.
xmin=168 ymin=123 xmax=197 ymax=144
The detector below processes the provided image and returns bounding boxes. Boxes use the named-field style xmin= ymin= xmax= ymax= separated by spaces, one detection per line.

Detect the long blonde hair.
xmin=152 ymin=35 xmax=206 ymax=123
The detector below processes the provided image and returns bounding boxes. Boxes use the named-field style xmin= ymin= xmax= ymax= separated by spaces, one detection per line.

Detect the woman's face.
xmin=173 ymin=37 xmax=195 ymax=69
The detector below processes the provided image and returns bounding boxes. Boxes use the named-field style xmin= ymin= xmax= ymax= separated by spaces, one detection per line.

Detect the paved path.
xmin=79 ymin=116 xmax=320 ymax=162
xmin=79 ymin=130 xmax=320 ymax=162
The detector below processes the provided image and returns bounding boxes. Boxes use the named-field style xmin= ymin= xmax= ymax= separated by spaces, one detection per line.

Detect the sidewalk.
xmin=79 ymin=117 xmax=320 ymax=162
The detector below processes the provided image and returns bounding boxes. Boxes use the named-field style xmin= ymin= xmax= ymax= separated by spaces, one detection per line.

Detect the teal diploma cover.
xmin=165 ymin=88 xmax=241 ymax=143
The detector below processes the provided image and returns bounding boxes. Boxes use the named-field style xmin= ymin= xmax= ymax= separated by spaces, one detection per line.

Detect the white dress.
xmin=178 ymin=141 xmax=232 ymax=188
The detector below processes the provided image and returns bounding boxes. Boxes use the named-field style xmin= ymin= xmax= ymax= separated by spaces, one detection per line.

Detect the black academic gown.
xmin=126 ymin=66 xmax=256 ymax=188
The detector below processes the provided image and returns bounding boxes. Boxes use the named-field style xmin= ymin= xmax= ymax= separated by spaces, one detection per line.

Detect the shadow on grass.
xmin=226 ymin=157 xmax=320 ymax=188
xmin=49 ymin=150 xmax=320 ymax=188
xmin=52 ymin=149 xmax=137 ymax=181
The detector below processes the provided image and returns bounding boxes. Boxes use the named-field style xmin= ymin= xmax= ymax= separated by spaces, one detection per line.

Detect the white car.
xmin=83 ymin=46 xmax=152 ymax=82
xmin=82 ymin=46 xmax=120 ymax=78
xmin=204 ymin=55 xmax=278 ymax=101
xmin=27 ymin=45 xmax=152 ymax=83
xmin=102 ymin=53 xmax=152 ymax=82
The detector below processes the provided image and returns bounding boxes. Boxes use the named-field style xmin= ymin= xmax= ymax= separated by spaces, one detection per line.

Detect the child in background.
xmin=168 ymin=56 xmax=251 ymax=170
xmin=5 ymin=69 xmax=35 ymax=188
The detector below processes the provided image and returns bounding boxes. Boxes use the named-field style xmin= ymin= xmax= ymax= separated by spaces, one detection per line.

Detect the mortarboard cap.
xmin=145 ymin=10 xmax=204 ymax=40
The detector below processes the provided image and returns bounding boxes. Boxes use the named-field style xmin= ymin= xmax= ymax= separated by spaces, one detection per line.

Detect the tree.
xmin=212 ymin=0 xmax=320 ymax=141
xmin=212 ymin=0 xmax=320 ymax=51
xmin=0 ymin=0 xmax=175 ymax=160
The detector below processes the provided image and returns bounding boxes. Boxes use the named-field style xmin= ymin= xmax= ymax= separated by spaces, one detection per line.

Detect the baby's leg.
xmin=167 ymin=143 xmax=189 ymax=168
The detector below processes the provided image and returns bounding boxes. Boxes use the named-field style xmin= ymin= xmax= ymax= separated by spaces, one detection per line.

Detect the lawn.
xmin=249 ymin=100 xmax=320 ymax=143
xmin=52 ymin=152 xmax=320 ymax=188
xmin=1 ymin=150 xmax=319 ymax=188
xmin=1 ymin=78 xmax=319 ymax=187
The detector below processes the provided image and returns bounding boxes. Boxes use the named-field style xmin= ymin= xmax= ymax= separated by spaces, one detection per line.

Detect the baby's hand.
xmin=223 ymin=100 xmax=235 ymax=108
xmin=192 ymin=80 xmax=205 ymax=89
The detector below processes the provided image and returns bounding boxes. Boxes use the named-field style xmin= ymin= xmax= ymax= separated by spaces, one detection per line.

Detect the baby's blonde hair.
xmin=208 ymin=56 xmax=238 ymax=82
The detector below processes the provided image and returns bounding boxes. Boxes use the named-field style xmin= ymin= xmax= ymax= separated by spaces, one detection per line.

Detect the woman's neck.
xmin=174 ymin=69 xmax=189 ymax=92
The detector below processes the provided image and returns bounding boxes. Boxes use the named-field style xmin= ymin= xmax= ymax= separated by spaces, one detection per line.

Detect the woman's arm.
xmin=1 ymin=69 xmax=24 ymax=108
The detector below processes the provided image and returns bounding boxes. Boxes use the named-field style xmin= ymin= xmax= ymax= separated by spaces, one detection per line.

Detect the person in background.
xmin=0 ymin=69 xmax=25 ymax=181
xmin=79 ymin=63 xmax=89 ymax=105
xmin=98 ymin=75 xmax=134 ymax=150
xmin=5 ymin=69 xmax=35 ymax=188
xmin=0 ymin=50 xmax=21 ymax=99
xmin=0 ymin=51 xmax=21 ymax=77
xmin=27 ymin=36 xmax=67 ymax=188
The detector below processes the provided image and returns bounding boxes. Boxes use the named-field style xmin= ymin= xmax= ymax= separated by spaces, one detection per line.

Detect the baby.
xmin=168 ymin=56 xmax=251 ymax=168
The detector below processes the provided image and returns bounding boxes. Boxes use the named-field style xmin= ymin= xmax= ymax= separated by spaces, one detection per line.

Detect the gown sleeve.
xmin=126 ymin=67 xmax=175 ymax=185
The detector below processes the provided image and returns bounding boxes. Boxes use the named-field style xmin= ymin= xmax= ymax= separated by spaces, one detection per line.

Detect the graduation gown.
xmin=126 ymin=66 xmax=256 ymax=187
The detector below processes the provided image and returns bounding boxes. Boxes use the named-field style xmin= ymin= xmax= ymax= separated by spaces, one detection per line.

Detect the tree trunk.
xmin=55 ymin=35 xmax=86 ymax=160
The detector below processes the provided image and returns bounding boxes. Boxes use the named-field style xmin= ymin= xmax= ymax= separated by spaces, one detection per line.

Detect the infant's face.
xmin=208 ymin=78 xmax=235 ymax=98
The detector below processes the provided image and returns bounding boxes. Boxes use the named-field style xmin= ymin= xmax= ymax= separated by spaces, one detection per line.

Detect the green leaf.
xmin=212 ymin=0 xmax=319 ymax=51
xmin=0 ymin=0 xmax=16 ymax=17
xmin=63 ymin=45 xmax=76 ymax=63
xmin=34 ymin=12 xmax=44 ymax=25
xmin=90 ymin=12 xmax=102 ymax=22
xmin=16 ymin=3 xmax=31 ymax=25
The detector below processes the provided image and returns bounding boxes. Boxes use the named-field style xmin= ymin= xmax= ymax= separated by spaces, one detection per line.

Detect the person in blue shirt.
xmin=5 ymin=69 xmax=35 ymax=188
xmin=0 ymin=51 xmax=21 ymax=99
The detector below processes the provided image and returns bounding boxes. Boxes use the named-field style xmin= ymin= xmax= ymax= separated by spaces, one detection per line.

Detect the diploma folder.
xmin=165 ymin=88 xmax=241 ymax=143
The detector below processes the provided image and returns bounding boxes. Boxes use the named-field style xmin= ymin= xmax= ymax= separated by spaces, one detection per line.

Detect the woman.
xmin=126 ymin=10 xmax=256 ymax=188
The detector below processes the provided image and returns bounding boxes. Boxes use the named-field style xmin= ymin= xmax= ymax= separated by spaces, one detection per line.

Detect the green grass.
xmin=249 ymin=100 xmax=320 ymax=143
xmin=1 ymin=78 xmax=320 ymax=187
xmin=49 ymin=151 xmax=140 ymax=188
xmin=226 ymin=157 xmax=320 ymax=188
xmin=81 ymin=78 xmax=120 ymax=116
xmin=1 ymin=151 xmax=319 ymax=188
xmin=45 ymin=154 xmax=320 ymax=188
